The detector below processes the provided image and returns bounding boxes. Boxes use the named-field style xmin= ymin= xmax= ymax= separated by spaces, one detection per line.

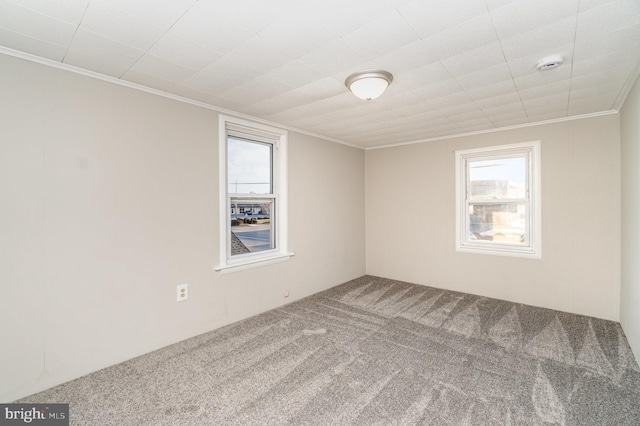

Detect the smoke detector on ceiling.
xmin=536 ymin=55 xmax=564 ymax=71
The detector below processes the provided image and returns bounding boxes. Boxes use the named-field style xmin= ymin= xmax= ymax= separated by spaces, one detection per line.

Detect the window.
xmin=455 ymin=141 xmax=541 ymax=258
xmin=215 ymin=116 xmax=292 ymax=273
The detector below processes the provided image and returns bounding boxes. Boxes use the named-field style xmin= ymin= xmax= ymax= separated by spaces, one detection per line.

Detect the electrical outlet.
xmin=177 ymin=284 xmax=188 ymax=302
xmin=283 ymin=290 xmax=289 ymax=298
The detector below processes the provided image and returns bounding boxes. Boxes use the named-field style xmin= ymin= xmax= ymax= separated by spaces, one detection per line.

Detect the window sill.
xmin=214 ymin=252 xmax=295 ymax=274
xmin=456 ymin=245 xmax=541 ymax=259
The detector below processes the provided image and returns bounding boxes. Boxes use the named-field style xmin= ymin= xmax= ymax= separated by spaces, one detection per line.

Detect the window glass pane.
xmin=468 ymin=202 xmax=526 ymax=244
xmin=228 ymin=137 xmax=272 ymax=194
xmin=230 ymin=199 xmax=274 ymax=256
xmin=468 ymin=157 xmax=526 ymax=199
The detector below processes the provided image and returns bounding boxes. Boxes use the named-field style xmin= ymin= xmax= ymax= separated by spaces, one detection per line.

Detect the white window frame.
xmin=455 ymin=141 xmax=541 ymax=259
xmin=214 ymin=115 xmax=293 ymax=273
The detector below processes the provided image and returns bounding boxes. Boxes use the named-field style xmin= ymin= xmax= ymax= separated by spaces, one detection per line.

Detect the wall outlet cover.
xmin=177 ymin=284 xmax=188 ymax=302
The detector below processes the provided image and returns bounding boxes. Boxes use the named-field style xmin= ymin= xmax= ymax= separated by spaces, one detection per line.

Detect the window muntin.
xmin=216 ymin=116 xmax=291 ymax=273
xmin=456 ymin=142 xmax=541 ymax=258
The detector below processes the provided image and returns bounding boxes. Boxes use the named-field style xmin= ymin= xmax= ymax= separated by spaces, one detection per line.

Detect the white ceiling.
xmin=0 ymin=0 xmax=639 ymax=148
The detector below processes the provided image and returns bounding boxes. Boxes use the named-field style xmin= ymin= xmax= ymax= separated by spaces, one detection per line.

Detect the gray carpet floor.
xmin=19 ymin=275 xmax=640 ymax=425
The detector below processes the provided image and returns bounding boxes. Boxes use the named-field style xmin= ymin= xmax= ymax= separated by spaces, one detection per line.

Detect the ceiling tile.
xmin=376 ymin=89 xmax=425 ymax=109
xmin=318 ymin=0 xmax=414 ymax=37
xmin=80 ymin=0 xmax=165 ymax=51
xmin=258 ymin=12 xmax=338 ymax=59
xmin=580 ymin=0 xmax=620 ymax=12
xmin=490 ymin=0 xmax=580 ymax=39
xmin=301 ymin=39 xmax=371 ymax=77
xmin=513 ymin=65 xmax=572 ymax=90
xmin=526 ymin=110 xmax=567 ymax=121
xmin=169 ymin=3 xmax=254 ymax=55
xmin=218 ymin=75 xmax=295 ymax=104
xmin=576 ymin=0 xmax=640 ymax=37
xmin=128 ymin=54 xmax=195 ymax=83
xmin=571 ymin=68 xmax=630 ymax=91
xmin=432 ymin=121 xmax=465 ymax=135
xmin=412 ymin=79 xmax=465 ymax=100
xmin=395 ymin=62 xmax=453 ymax=89
xmin=389 ymin=102 xmax=439 ymax=119
xmin=459 ymin=118 xmax=495 ymax=132
xmin=456 ymin=63 xmax=512 ymax=92
xmin=64 ymin=48 xmax=135 ymax=77
xmin=438 ymin=102 xmax=483 ymax=118
xmin=466 ymin=80 xmax=518 ymax=101
xmin=266 ymin=59 xmax=328 ymax=88
xmin=485 ymin=0 xmax=518 ymax=11
xmin=366 ymin=40 xmax=442 ymax=75
xmin=482 ymin=102 xmax=527 ymax=117
xmin=570 ymin=81 xmax=624 ymax=101
xmin=399 ymin=0 xmax=487 ymax=39
xmin=341 ymin=10 xmax=419 ymax=58
xmin=0 ymin=27 xmax=67 ymax=61
xmin=522 ymin=93 xmax=569 ymax=112
xmin=474 ymin=91 xmax=522 ymax=108
xmin=574 ymin=23 xmax=640 ymax=61
xmin=518 ymin=80 xmax=571 ymax=100
xmin=224 ymin=35 xmax=299 ymax=76
xmin=419 ymin=14 xmax=498 ymax=62
xmin=572 ymin=50 xmax=638 ymax=80
xmin=569 ymin=93 xmax=618 ymax=114
xmin=210 ymin=0 xmax=306 ymax=34
xmin=245 ymin=98 xmax=299 ymax=117
xmin=179 ymin=61 xmax=259 ymax=96
xmin=299 ymin=79 xmax=353 ymax=104
xmin=488 ymin=108 xmax=528 ymax=121
xmin=6 ymin=0 xmax=90 ymax=25
xmin=64 ymin=28 xmax=144 ymax=74
xmin=101 ymin=0 xmax=197 ymax=30
xmin=148 ymin=32 xmax=220 ymax=71
xmin=441 ymin=42 xmax=506 ymax=77
xmin=427 ymin=91 xmax=475 ymax=109
xmin=201 ymin=95 xmax=249 ymax=113
xmin=0 ymin=1 xmax=77 ymax=46
xmin=491 ymin=115 xmax=529 ymax=127
xmin=500 ymin=17 xmax=576 ymax=62
xmin=444 ymin=109 xmax=488 ymax=122
xmin=259 ymin=89 xmax=322 ymax=111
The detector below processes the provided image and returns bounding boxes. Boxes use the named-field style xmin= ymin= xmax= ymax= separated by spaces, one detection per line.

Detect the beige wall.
xmin=621 ymin=73 xmax=640 ymax=361
xmin=366 ymin=114 xmax=621 ymax=321
xmin=0 ymin=53 xmax=365 ymax=402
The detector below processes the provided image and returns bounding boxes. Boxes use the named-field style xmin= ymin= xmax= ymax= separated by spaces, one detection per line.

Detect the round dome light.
xmin=345 ymin=70 xmax=393 ymax=101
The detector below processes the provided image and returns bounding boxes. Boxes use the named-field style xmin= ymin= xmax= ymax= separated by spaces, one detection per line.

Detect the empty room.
xmin=1 ymin=0 xmax=640 ymax=424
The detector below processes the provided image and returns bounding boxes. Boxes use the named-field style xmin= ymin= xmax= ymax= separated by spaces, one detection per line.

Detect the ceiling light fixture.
xmin=536 ymin=55 xmax=564 ymax=71
xmin=345 ymin=70 xmax=393 ymax=100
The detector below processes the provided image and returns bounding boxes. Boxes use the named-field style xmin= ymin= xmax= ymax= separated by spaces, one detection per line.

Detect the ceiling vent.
xmin=536 ymin=55 xmax=564 ymax=71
